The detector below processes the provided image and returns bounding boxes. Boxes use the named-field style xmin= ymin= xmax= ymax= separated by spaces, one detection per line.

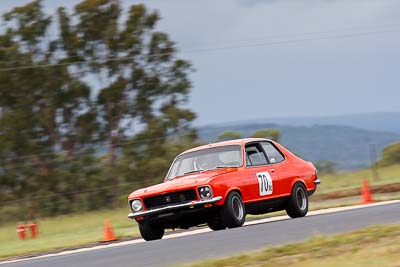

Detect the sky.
xmin=1 ymin=0 xmax=400 ymax=125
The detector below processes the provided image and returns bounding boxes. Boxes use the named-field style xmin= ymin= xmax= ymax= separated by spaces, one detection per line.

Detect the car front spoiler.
xmin=128 ymin=196 xmax=223 ymax=219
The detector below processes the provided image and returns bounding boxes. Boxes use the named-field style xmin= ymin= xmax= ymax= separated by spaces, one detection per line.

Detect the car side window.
xmin=245 ymin=143 xmax=268 ymax=166
xmin=261 ymin=142 xmax=285 ymax=164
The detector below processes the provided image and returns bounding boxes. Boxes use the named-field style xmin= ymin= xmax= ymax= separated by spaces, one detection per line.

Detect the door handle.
xmin=270 ymin=169 xmax=275 ymax=173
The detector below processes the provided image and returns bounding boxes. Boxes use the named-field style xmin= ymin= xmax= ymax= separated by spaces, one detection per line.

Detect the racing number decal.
xmin=256 ymin=172 xmax=273 ymax=196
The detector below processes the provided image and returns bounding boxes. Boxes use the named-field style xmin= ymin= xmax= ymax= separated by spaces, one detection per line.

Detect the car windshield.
xmin=166 ymin=145 xmax=243 ymax=180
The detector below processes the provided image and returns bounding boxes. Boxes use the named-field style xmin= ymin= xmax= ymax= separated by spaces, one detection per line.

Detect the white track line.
xmin=1 ymin=199 xmax=399 ymax=265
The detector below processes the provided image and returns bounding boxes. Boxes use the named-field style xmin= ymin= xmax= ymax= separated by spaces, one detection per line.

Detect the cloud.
xmin=237 ymin=0 xmax=278 ymax=8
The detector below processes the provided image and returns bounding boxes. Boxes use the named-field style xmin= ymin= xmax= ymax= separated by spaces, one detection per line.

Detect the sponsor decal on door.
xmin=256 ymin=171 xmax=273 ymax=196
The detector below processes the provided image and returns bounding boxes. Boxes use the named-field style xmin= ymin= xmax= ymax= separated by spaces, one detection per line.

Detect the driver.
xmin=194 ymin=153 xmax=225 ymax=170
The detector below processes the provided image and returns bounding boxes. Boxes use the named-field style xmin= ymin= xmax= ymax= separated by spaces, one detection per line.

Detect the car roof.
xmin=179 ymin=138 xmax=271 ymax=156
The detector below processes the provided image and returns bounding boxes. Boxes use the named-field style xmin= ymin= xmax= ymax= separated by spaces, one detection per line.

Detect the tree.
xmin=0 ymin=0 xmax=197 ymax=215
xmin=216 ymin=131 xmax=242 ymax=142
xmin=378 ymin=142 xmax=400 ymax=166
xmin=0 ymin=0 xmax=98 ymax=217
xmin=120 ymin=127 xmax=198 ymax=187
xmin=314 ymin=160 xmax=337 ymax=174
xmin=251 ymin=129 xmax=280 ymax=142
xmin=58 ymin=1 xmax=195 ymax=206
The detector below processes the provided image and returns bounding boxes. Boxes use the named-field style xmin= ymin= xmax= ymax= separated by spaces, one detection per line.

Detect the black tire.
xmin=138 ymin=222 xmax=165 ymax=241
xmin=286 ymin=183 xmax=308 ymax=218
xmin=220 ymin=191 xmax=246 ymax=228
xmin=207 ymin=218 xmax=226 ymax=231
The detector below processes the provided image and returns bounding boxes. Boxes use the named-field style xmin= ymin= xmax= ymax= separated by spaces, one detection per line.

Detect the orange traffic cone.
xmin=102 ymin=220 xmax=117 ymax=242
xmin=361 ymin=179 xmax=373 ymax=204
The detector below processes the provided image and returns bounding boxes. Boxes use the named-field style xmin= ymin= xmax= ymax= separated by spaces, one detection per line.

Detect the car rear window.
xmin=261 ymin=142 xmax=285 ymax=164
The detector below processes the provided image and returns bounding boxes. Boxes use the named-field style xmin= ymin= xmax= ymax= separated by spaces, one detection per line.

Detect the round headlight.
xmin=198 ymin=186 xmax=213 ymax=199
xmin=131 ymin=199 xmax=143 ymax=212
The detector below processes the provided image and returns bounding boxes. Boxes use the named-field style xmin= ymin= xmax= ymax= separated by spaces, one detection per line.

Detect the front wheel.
xmin=138 ymin=222 xmax=165 ymax=241
xmin=207 ymin=218 xmax=226 ymax=231
xmin=286 ymin=183 xmax=308 ymax=218
xmin=220 ymin=191 xmax=246 ymax=228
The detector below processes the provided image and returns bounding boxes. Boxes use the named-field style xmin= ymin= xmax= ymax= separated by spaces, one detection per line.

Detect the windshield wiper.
xmin=183 ymin=169 xmax=204 ymax=175
xmin=168 ymin=169 xmax=204 ymax=180
xmin=215 ymin=165 xmax=237 ymax=169
xmin=215 ymin=166 xmax=228 ymax=169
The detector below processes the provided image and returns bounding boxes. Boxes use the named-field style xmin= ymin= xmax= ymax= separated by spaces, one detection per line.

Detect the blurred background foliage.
xmin=0 ymin=0 xmax=199 ymax=222
xmin=378 ymin=142 xmax=400 ymax=167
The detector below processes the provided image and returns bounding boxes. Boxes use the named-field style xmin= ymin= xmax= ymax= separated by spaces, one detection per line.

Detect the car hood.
xmin=128 ymin=168 xmax=238 ymax=199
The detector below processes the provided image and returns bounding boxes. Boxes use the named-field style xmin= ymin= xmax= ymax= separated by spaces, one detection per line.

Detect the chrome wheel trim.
xmin=232 ymin=196 xmax=244 ymax=220
xmin=296 ymin=187 xmax=307 ymax=211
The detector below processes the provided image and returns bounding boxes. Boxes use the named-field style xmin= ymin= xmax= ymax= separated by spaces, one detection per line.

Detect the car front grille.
xmin=144 ymin=189 xmax=197 ymax=210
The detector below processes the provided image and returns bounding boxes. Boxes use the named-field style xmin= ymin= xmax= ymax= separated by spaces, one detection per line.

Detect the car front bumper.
xmin=128 ymin=196 xmax=223 ymax=219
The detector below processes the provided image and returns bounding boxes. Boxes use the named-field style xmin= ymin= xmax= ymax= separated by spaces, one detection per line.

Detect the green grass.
xmin=0 ymin=164 xmax=399 ymax=259
xmin=180 ymin=224 xmax=400 ymax=267
xmin=317 ymin=164 xmax=400 ymax=194
xmin=0 ymin=208 xmax=139 ymax=258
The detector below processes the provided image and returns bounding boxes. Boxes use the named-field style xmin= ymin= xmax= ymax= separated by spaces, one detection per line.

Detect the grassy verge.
xmin=0 ymin=164 xmax=399 ymax=259
xmin=180 ymin=224 xmax=400 ymax=267
xmin=0 ymin=208 xmax=138 ymax=259
xmin=316 ymin=164 xmax=400 ymax=194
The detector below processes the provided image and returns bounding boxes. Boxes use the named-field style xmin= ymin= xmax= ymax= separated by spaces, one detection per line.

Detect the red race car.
xmin=128 ymin=138 xmax=321 ymax=241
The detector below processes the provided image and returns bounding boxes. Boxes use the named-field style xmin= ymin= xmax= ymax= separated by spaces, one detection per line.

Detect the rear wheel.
xmin=138 ymin=222 xmax=165 ymax=241
xmin=220 ymin=191 xmax=246 ymax=228
xmin=286 ymin=183 xmax=308 ymax=218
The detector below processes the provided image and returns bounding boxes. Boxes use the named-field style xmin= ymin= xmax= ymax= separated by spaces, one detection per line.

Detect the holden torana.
xmin=128 ymin=138 xmax=321 ymax=241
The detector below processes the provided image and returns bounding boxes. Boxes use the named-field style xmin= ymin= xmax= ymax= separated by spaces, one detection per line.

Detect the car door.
xmin=243 ymin=142 xmax=280 ymax=201
xmin=260 ymin=141 xmax=289 ymax=196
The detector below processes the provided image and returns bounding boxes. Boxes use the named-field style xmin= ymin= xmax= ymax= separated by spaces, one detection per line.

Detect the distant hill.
xmin=198 ymin=112 xmax=400 ymax=134
xmin=197 ymin=123 xmax=400 ymax=170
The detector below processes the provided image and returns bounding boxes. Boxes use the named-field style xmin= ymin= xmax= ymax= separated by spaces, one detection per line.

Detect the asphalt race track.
xmin=3 ymin=202 xmax=400 ymax=267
